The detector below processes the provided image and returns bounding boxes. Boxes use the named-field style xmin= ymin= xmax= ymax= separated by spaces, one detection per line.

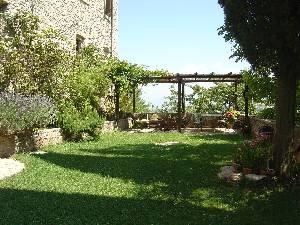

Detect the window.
xmin=105 ymin=0 xmax=112 ymax=16
xmin=103 ymin=47 xmax=111 ymax=56
xmin=0 ymin=1 xmax=8 ymax=13
xmin=76 ymin=35 xmax=85 ymax=52
xmin=80 ymin=0 xmax=89 ymax=6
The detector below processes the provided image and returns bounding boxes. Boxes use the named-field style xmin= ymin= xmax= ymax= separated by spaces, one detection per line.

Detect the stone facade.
xmin=1 ymin=0 xmax=118 ymax=55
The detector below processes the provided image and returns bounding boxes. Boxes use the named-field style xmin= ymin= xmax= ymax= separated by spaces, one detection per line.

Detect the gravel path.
xmin=0 ymin=159 xmax=24 ymax=180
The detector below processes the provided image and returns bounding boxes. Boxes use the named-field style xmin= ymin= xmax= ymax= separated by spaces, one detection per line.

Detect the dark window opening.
xmin=103 ymin=46 xmax=111 ymax=56
xmin=0 ymin=1 xmax=8 ymax=13
xmin=76 ymin=35 xmax=85 ymax=52
xmin=105 ymin=0 xmax=112 ymax=16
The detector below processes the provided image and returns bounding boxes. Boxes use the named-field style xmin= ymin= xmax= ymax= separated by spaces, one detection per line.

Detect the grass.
xmin=0 ymin=132 xmax=299 ymax=225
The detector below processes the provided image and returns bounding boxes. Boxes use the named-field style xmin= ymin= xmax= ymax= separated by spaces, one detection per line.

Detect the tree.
xmin=162 ymin=83 xmax=247 ymax=114
xmin=219 ymin=0 xmax=300 ymax=176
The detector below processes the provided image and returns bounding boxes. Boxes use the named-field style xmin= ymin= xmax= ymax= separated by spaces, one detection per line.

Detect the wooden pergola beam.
xmin=147 ymin=73 xmax=242 ymax=84
xmin=148 ymin=79 xmax=241 ymax=84
xmin=126 ymin=72 xmax=248 ymax=132
xmin=177 ymin=76 xmax=182 ymax=132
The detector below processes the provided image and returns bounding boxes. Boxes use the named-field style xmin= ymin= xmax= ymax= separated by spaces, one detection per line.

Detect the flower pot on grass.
xmin=227 ymin=123 xmax=234 ymax=129
xmin=242 ymin=167 xmax=253 ymax=175
xmin=232 ymin=161 xmax=242 ymax=173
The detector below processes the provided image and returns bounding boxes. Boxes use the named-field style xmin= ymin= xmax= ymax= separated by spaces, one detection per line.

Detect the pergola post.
xmin=234 ymin=82 xmax=239 ymax=110
xmin=177 ymin=75 xmax=182 ymax=132
xmin=244 ymin=84 xmax=249 ymax=119
xmin=115 ymin=82 xmax=120 ymax=121
xmin=182 ymin=83 xmax=186 ymax=114
xmin=132 ymin=86 xmax=136 ymax=114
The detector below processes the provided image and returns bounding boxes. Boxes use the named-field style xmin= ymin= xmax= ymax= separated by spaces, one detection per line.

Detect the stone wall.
xmin=250 ymin=117 xmax=276 ymax=137
xmin=33 ymin=128 xmax=63 ymax=149
xmin=102 ymin=121 xmax=116 ymax=132
xmin=132 ymin=113 xmax=223 ymax=129
xmin=250 ymin=117 xmax=300 ymax=138
xmin=0 ymin=134 xmax=15 ymax=158
xmin=0 ymin=128 xmax=63 ymax=158
xmin=250 ymin=117 xmax=300 ymax=163
xmin=3 ymin=0 xmax=118 ymax=55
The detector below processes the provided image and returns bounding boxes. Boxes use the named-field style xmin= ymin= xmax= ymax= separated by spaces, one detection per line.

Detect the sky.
xmin=118 ymin=0 xmax=249 ymax=107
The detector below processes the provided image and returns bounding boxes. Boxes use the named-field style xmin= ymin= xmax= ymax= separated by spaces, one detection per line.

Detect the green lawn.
xmin=0 ymin=132 xmax=299 ymax=225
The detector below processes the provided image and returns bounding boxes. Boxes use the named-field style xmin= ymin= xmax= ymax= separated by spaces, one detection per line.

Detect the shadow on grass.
xmin=0 ymin=188 xmax=226 ymax=225
xmin=0 ymin=187 xmax=299 ymax=225
xmin=35 ymin=143 xmax=234 ymax=197
xmin=2 ymin=135 xmax=300 ymax=224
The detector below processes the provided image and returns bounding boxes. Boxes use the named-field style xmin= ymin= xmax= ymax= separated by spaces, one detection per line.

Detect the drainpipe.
xmin=110 ymin=0 xmax=114 ymax=57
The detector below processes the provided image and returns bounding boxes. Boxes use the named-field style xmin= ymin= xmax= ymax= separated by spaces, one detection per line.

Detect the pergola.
xmin=118 ymin=73 xmax=249 ymax=132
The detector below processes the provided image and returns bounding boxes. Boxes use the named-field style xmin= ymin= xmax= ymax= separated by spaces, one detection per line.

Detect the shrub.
xmin=58 ymin=100 xmax=105 ymax=137
xmin=0 ymin=92 xmax=57 ymax=133
xmin=234 ymin=135 xmax=272 ymax=171
xmin=54 ymin=46 xmax=111 ymax=137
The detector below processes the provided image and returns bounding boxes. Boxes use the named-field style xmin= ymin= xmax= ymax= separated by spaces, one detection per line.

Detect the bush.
xmin=54 ymin=46 xmax=111 ymax=137
xmin=257 ymin=107 xmax=276 ymax=120
xmin=58 ymin=100 xmax=105 ymax=137
xmin=0 ymin=92 xmax=57 ymax=133
xmin=234 ymin=135 xmax=272 ymax=171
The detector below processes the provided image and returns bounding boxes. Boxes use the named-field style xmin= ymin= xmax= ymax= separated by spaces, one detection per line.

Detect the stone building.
xmin=0 ymin=0 xmax=118 ymax=56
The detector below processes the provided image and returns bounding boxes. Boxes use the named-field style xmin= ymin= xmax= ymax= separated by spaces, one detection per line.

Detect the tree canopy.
xmin=219 ymin=0 xmax=300 ymax=76
xmin=219 ymin=0 xmax=300 ymax=177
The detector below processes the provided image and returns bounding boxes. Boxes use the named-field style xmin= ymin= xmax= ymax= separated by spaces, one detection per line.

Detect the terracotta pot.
xmin=232 ymin=162 xmax=241 ymax=173
xmin=227 ymin=123 xmax=234 ymax=129
xmin=242 ymin=167 xmax=253 ymax=175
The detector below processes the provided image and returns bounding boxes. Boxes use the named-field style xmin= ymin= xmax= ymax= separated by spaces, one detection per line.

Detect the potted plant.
xmin=234 ymin=135 xmax=272 ymax=175
xmin=224 ymin=110 xmax=240 ymax=129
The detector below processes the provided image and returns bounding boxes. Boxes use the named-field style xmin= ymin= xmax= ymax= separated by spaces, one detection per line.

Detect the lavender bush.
xmin=0 ymin=92 xmax=57 ymax=133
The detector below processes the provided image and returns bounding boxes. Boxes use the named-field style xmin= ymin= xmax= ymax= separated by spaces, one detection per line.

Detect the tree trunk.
xmin=273 ymin=66 xmax=297 ymax=176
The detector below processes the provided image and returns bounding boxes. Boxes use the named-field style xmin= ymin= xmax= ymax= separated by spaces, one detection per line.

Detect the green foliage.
xmin=242 ymin=70 xmax=276 ymax=106
xmin=0 ymin=12 xmax=69 ymax=96
xmin=257 ymin=108 xmax=276 ymax=120
xmin=58 ymin=100 xmax=104 ymax=136
xmin=104 ymin=57 xmax=169 ymax=114
xmin=104 ymin=58 xmax=167 ymax=90
xmin=234 ymin=136 xmax=272 ymax=169
xmin=0 ymin=12 xmax=109 ymax=136
xmin=189 ymin=83 xmax=245 ymax=114
xmin=162 ymin=83 xmax=248 ymax=114
xmin=219 ymin=1 xmax=300 ymax=174
xmin=161 ymin=85 xmax=178 ymax=112
xmin=0 ymin=92 xmax=57 ymax=133
xmin=119 ymin=88 xmax=151 ymax=113
xmin=0 ymin=11 xmax=168 ymax=135
xmin=218 ymin=0 xmax=300 ymax=75
xmin=56 ymin=47 xmax=112 ymax=136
